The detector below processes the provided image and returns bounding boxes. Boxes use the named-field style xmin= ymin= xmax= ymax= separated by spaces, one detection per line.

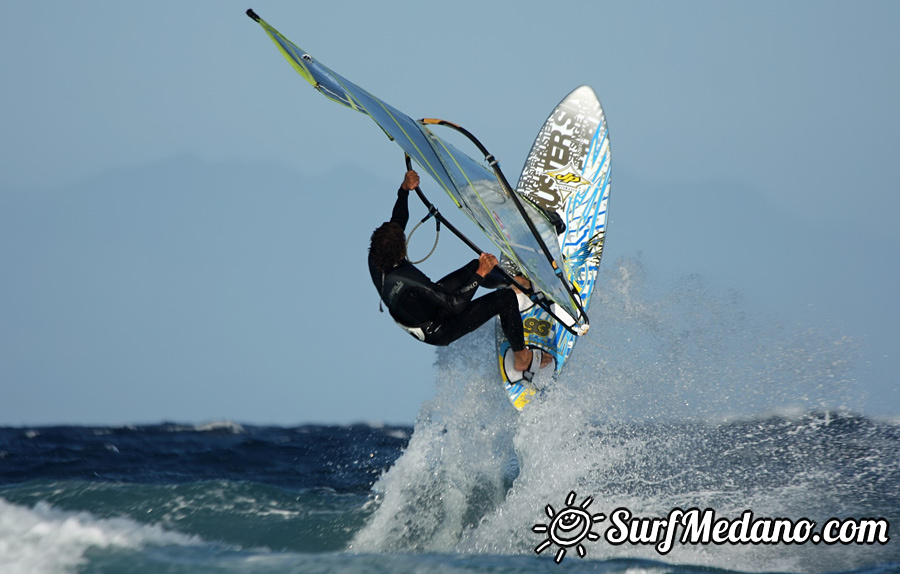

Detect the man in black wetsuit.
xmin=368 ymin=170 xmax=543 ymax=373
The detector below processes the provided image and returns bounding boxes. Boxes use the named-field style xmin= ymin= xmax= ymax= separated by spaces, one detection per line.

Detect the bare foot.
xmin=514 ymin=349 xmax=532 ymax=371
xmin=514 ymin=348 xmax=553 ymax=371
xmin=540 ymin=352 xmax=553 ymax=369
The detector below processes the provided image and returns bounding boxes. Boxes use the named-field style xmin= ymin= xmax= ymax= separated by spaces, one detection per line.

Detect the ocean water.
xmin=2 ymin=258 xmax=898 ymax=574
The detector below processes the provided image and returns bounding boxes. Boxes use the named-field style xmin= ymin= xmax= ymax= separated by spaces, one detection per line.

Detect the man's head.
xmin=369 ymin=222 xmax=406 ymax=273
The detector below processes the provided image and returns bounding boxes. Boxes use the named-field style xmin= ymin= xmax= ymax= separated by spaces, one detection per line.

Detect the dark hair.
xmin=369 ymin=222 xmax=406 ymax=273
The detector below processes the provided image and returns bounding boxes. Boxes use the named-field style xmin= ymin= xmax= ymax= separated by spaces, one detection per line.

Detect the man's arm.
xmin=418 ymin=253 xmax=498 ymax=314
xmin=389 ymin=170 xmax=419 ymax=230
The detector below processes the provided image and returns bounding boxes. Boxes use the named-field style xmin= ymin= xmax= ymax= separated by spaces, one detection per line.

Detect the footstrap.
xmin=503 ymin=347 xmax=543 ymax=383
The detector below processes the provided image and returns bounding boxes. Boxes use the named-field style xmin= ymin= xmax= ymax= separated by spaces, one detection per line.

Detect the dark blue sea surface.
xmin=1 ymin=412 xmax=898 ymax=574
xmin=0 ymin=422 xmax=405 ymax=561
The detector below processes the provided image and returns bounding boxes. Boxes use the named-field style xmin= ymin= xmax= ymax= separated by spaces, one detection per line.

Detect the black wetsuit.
xmin=369 ymin=187 xmax=526 ymax=352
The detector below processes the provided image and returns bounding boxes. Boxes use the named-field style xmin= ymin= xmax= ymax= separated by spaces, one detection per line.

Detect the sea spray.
xmin=350 ymin=329 xmax=520 ymax=553
xmin=351 ymin=256 xmax=896 ymax=572
xmin=571 ymin=256 xmax=861 ymax=421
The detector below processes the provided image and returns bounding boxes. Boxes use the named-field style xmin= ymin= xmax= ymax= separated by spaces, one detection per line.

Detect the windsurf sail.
xmin=246 ymin=9 xmax=586 ymax=329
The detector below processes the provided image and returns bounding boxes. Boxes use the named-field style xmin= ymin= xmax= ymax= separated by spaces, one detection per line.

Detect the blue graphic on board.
xmin=498 ymin=86 xmax=611 ymax=410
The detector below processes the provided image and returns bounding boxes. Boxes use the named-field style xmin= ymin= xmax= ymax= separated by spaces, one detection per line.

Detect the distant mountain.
xmin=0 ymin=156 xmax=436 ymax=425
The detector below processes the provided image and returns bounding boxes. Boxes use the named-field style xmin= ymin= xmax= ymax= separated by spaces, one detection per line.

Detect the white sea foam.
xmin=350 ymin=257 xmax=889 ymax=573
xmin=194 ymin=420 xmax=246 ymax=433
xmin=0 ymin=498 xmax=197 ymax=574
xmin=160 ymin=420 xmax=246 ymax=434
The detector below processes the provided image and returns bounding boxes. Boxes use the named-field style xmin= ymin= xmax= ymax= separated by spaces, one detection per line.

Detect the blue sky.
xmin=1 ymin=1 xmax=898 ymax=425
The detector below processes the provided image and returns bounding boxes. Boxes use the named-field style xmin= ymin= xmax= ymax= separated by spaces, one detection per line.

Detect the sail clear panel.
xmin=252 ymin=15 xmax=580 ymax=321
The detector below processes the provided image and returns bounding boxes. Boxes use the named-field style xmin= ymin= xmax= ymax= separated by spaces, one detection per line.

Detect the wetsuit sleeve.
xmin=389 ymin=187 xmax=410 ymax=231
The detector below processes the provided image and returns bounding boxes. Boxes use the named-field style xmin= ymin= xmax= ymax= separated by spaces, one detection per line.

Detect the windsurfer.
xmin=369 ymin=170 xmax=550 ymax=373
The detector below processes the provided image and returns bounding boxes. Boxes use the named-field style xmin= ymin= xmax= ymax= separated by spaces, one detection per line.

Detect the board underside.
xmin=497 ymin=85 xmax=611 ymax=411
